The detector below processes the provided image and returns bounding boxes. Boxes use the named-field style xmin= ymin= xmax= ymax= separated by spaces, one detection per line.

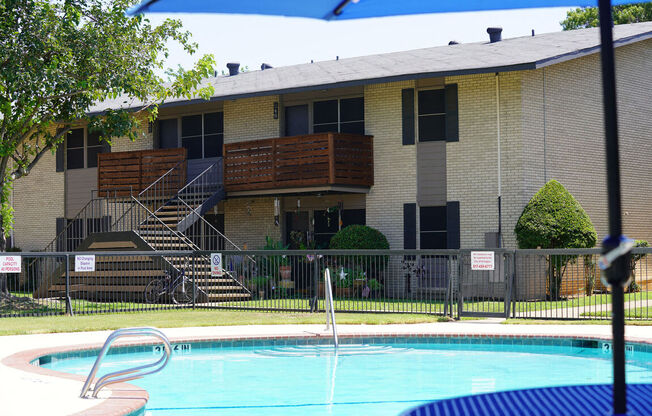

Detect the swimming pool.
xmin=39 ymin=337 xmax=652 ymax=416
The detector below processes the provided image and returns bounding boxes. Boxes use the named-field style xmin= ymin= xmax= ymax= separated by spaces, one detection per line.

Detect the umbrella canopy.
xmin=129 ymin=1 xmax=649 ymax=415
xmin=129 ymin=0 xmax=640 ymax=19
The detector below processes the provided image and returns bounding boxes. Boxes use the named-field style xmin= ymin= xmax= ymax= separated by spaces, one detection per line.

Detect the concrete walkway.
xmin=1 ymin=321 xmax=651 ymax=416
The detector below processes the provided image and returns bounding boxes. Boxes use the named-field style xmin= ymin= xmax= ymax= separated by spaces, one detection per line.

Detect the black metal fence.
xmin=2 ymin=248 xmax=651 ymax=320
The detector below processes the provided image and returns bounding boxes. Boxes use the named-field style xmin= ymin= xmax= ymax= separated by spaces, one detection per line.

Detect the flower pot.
xmin=279 ymin=265 xmax=292 ymax=281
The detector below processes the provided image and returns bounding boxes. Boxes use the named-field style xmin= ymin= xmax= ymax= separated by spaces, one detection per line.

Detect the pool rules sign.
xmin=471 ymin=251 xmax=495 ymax=271
xmin=211 ymin=253 xmax=223 ymax=277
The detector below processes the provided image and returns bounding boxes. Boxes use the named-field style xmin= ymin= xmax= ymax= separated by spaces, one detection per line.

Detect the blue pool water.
xmin=41 ymin=339 xmax=652 ymax=416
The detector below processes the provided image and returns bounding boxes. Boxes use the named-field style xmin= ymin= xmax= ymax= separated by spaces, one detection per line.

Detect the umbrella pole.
xmin=597 ymin=0 xmax=628 ymax=414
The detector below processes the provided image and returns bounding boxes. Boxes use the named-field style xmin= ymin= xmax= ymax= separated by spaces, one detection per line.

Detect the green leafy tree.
xmin=561 ymin=2 xmax=652 ymax=30
xmin=0 ymin=0 xmax=216 ymax=295
xmin=514 ymin=180 xmax=597 ymax=300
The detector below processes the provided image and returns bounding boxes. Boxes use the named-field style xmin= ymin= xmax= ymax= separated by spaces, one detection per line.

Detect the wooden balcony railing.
xmin=97 ymin=148 xmax=187 ymax=197
xmin=223 ymin=133 xmax=373 ymax=193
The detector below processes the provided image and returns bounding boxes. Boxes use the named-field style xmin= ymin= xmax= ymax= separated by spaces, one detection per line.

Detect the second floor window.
xmin=158 ymin=112 xmax=223 ymax=159
xmin=418 ymin=89 xmax=446 ymax=141
xmin=66 ymin=128 xmax=110 ymax=170
xmin=313 ymin=97 xmax=364 ymax=135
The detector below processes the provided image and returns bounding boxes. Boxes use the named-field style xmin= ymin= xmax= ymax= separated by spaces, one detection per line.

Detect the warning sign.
xmin=75 ymin=255 xmax=96 ymax=272
xmin=211 ymin=253 xmax=223 ymax=277
xmin=471 ymin=251 xmax=495 ymax=271
xmin=0 ymin=256 xmax=21 ymax=273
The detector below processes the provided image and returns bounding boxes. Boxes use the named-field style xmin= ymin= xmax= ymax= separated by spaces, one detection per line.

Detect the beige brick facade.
xmin=224 ymin=197 xmax=281 ymax=249
xmin=224 ymin=95 xmax=280 ymax=143
xmin=364 ymin=81 xmax=417 ymax=250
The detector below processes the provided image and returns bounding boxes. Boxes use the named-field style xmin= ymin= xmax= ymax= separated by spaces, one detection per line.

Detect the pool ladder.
xmin=80 ymin=327 xmax=172 ymax=398
xmin=324 ymin=268 xmax=339 ymax=348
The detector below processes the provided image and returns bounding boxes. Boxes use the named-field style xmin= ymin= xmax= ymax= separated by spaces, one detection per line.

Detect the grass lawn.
xmin=0 ymin=309 xmax=457 ymax=336
xmin=581 ymin=306 xmax=652 ymax=319
xmin=503 ymin=318 xmax=652 ymax=326
xmin=512 ymin=291 xmax=652 ymax=313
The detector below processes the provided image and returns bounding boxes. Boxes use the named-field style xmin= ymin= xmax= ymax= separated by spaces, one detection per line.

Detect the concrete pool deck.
xmin=2 ymin=320 xmax=652 ymax=416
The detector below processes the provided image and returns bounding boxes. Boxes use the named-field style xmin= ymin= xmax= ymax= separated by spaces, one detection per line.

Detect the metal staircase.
xmin=37 ymin=160 xmax=251 ymax=303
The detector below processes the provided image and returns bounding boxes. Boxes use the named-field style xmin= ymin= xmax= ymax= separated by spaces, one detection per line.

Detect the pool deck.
xmin=2 ymin=320 xmax=652 ymax=416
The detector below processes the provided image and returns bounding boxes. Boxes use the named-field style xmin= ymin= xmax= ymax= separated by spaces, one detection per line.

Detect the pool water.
xmin=41 ymin=340 xmax=652 ymax=416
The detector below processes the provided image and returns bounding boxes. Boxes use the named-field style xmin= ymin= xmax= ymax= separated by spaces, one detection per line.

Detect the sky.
xmin=146 ymin=7 xmax=576 ymax=74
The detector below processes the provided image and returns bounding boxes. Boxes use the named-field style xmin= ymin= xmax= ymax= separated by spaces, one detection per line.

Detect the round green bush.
xmin=329 ymin=225 xmax=389 ymax=250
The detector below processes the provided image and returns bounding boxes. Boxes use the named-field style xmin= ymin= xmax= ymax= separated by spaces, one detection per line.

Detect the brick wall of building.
xmin=521 ymin=39 xmax=652 ymax=245
xmin=364 ymin=81 xmax=417 ymax=251
xmin=12 ymin=143 xmax=64 ymax=251
xmin=445 ymin=72 xmax=523 ymax=248
xmin=224 ymin=197 xmax=281 ymax=249
xmin=110 ymin=115 xmax=154 ymax=152
xmin=223 ymin=95 xmax=280 ymax=143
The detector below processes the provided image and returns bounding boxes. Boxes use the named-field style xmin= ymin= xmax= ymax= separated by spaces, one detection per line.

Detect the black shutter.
xmin=446 ymin=201 xmax=460 ymax=249
xmin=401 ymin=88 xmax=415 ymax=145
xmin=445 ymin=84 xmax=459 ymax=142
xmin=55 ymin=217 xmax=65 ymax=251
xmin=55 ymin=145 xmax=64 ymax=172
xmin=403 ymin=203 xmax=416 ymax=249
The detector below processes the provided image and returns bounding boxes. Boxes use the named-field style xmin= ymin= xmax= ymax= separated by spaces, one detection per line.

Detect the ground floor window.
xmin=420 ymin=206 xmax=447 ymax=249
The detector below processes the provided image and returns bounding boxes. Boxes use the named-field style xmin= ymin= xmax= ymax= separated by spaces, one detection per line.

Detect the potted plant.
xmin=263 ymin=236 xmax=293 ymax=289
xmin=334 ymin=267 xmax=354 ymax=298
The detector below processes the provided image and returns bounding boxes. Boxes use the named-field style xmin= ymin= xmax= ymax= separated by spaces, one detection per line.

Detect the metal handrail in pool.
xmin=324 ymin=268 xmax=339 ymax=349
xmin=80 ymin=327 xmax=172 ymax=398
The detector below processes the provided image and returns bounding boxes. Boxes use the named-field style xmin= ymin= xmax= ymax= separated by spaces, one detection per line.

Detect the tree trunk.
xmin=0 ymin=214 xmax=7 ymax=296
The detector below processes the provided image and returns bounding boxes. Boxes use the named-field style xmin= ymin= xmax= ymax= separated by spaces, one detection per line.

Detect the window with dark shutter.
xmin=66 ymin=129 xmax=85 ymax=170
xmin=403 ymin=203 xmax=416 ymax=249
xmin=418 ymin=89 xmax=446 ymax=142
xmin=420 ymin=206 xmax=447 ymax=249
xmin=402 ymin=88 xmax=415 ymax=145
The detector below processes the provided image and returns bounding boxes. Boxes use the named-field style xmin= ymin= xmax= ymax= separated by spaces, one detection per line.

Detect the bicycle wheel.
xmin=144 ymin=280 xmax=165 ymax=304
xmin=172 ymin=279 xmax=198 ymax=304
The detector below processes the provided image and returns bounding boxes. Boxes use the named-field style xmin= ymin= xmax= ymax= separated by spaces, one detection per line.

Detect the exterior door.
xmin=285 ymin=105 xmax=309 ymax=136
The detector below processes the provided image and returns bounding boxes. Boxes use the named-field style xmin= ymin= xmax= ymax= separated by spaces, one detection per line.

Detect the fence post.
xmin=312 ymin=253 xmax=319 ymax=312
xmin=457 ymin=253 xmax=463 ymax=319
xmin=65 ymin=254 xmax=73 ymax=316
xmin=192 ymin=253 xmax=196 ymax=309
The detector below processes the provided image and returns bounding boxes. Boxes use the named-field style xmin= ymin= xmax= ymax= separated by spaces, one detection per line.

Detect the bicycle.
xmin=144 ymin=268 xmax=198 ymax=304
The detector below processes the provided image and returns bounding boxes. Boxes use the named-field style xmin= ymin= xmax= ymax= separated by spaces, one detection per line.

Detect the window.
xmin=314 ymin=209 xmax=366 ymax=247
xmin=66 ymin=128 xmax=110 ymax=170
xmin=159 ymin=112 xmax=223 ymax=159
xmin=313 ymin=97 xmax=364 ymax=135
xmin=420 ymin=206 xmax=447 ymax=249
xmin=418 ymin=89 xmax=446 ymax=141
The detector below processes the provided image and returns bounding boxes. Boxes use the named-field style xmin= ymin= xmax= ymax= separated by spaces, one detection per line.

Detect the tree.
xmin=514 ymin=180 xmax=597 ymax=300
xmin=561 ymin=2 xmax=652 ymax=30
xmin=0 ymin=0 xmax=216 ymax=295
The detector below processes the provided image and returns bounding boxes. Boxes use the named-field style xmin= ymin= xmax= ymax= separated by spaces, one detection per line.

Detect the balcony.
xmin=97 ymin=148 xmax=187 ymax=197
xmin=223 ymin=133 xmax=373 ymax=195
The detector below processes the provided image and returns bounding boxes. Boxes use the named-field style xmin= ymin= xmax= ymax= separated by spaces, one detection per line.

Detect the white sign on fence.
xmin=75 ymin=255 xmax=96 ymax=272
xmin=471 ymin=251 xmax=495 ymax=271
xmin=0 ymin=256 xmax=21 ymax=273
xmin=211 ymin=253 xmax=223 ymax=277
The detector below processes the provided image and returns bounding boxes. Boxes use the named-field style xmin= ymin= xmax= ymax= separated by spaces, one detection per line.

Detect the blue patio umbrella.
xmin=130 ymin=1 xmax=648 ymax=414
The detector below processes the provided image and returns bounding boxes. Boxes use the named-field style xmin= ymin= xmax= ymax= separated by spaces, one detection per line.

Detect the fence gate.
xmin=458 ymin=250 xmax=514 ymax=318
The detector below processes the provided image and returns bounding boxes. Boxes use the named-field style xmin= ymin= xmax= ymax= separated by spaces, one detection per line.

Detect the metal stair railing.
xmin=324 ymin=268 xmax=339 ymax=349
xmin=138 ymin=159 xmax=187 ymax=214
xmin=80 ymin=327 xmax=171 ymax=398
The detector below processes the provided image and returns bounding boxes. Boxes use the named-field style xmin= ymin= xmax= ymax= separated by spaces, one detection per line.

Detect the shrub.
xmin=628 ymin=240 xmax=649 ymax=292
xmin=514 ymin=180 xmax=597 ymax=299
xmin=329 ymin=225 xmax=389 ymax=274
xmin=329 ymin=225 xmax=389 ymax=250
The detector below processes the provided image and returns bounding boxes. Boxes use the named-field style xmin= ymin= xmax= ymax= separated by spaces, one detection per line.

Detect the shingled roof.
xmin=89 ymin=21 xmax=652 ymax=114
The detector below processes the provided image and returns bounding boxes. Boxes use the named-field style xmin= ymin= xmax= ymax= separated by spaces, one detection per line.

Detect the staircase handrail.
xmin=130 ymin=196 xmax=199 ymax=251
xmin=177 ymin=162 xmax=220 ymax=196
xmin=42 ymin=198 xmax=99 ymax=252
xmin=138 ymin=159 xmax=187 ymax=198
xmin=175 ymin=196 xmax=255 ymax=263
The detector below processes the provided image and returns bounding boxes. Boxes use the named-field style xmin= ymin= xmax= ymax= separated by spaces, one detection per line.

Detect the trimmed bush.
xmin=515 ymin=180 xmax=597 ymax=299
xmin=329 ymin=225 xmax=390 ymax=250
xmin=329 ymin=225 xmax=389 ymax=275
xmin=628 ymin=240 xmax=649 ymax=292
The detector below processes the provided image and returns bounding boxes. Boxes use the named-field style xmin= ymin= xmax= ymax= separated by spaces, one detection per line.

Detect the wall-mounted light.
xmin=273 ymin=102 xmax=279 ymax=119
xmin=274 ymin=197 xmax=280 ymax=226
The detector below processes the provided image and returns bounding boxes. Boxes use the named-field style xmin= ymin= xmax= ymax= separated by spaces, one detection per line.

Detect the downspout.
xmin=496 ymin=73 xmax=502 ymax=248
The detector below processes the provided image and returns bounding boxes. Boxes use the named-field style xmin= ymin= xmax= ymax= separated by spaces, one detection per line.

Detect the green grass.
xmin=512 ymin=291 xmax=652 ymax=312
xmin=503 ymin=318 xmax=652 ymax=326
xmin=581 ymin=306 xmax=652 ymax=319
xmin=0 ymin=309 xmax=456 ymax=336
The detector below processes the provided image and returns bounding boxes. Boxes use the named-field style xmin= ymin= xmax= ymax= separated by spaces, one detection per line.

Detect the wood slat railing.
xmin=223 ymin=133 xmax=373 ymax=192
xmin=97 ymin=148 xmax=187 ymax=197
